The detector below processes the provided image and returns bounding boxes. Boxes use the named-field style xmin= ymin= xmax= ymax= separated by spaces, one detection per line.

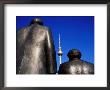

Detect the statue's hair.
xmin=67 ymin=49 xmax=82 ymax=59
xmin=30 ymin=18 xmax=43 ymax=25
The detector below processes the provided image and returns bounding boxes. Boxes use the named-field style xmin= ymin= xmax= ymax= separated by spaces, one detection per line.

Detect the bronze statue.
xmin=58 ymin=49 xmax=94 ymax=74
xmin=16 ymin=18 xmax=57 ymax=74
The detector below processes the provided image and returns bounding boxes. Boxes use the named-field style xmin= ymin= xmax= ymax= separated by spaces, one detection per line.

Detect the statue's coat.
xmin=58 ymin=59 xmax=94 ymax=74
xmin=16 ymin=24 xmax=57 ymax=74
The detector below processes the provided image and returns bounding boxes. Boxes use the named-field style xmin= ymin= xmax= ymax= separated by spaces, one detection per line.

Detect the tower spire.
xmin=59 ymin=34 xmax=61 ymax=48
xmin=58 ymin=33 xmax=63 ymax=65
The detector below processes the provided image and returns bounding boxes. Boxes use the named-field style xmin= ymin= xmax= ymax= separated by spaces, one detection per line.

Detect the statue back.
xmin=16 ymin=24 xmax=57 ymax=74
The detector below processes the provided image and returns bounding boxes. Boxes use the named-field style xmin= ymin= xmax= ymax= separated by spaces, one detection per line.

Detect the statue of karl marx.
xmin=58 ymin=49 xmax=94 ymax=74
xmin=16 ymin=18 xmax=57 ymax=74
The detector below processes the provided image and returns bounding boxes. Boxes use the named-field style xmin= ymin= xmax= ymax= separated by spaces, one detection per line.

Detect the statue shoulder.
xmin=17 ymin=26 xmax=29 ymax=35
xmin=82 ymin=60 xmax=94 ymax=74
xmin=16 ymin=26 xmax=30 ymax=44
xmin=82 ymin=60 xmax=94 ymax=67
xmin=60 ymin=61 xmax=70 ymax=69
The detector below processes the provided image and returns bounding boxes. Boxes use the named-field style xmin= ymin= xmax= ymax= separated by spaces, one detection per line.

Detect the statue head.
xmin=30 ymin=18 xmax=43 ymax=25
xmin=67 ymin=49 xmax=81 ymax=61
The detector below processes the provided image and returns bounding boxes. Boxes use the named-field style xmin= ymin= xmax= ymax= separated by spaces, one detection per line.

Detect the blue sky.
xmin=16 ymin=16 xmax=94 ymax=69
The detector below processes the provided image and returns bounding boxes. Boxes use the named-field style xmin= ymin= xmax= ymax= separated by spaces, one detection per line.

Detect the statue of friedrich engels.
xmin=16 ymin=18 xmax=57 ymax=74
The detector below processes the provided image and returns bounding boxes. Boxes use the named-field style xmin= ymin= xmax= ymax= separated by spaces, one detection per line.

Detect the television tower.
xmin=58 ymin=33 xmax=63 ymax=65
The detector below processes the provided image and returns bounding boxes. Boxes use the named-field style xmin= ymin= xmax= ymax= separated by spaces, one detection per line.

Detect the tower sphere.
xmin=58 ymin=48 xmax=63 ymax=56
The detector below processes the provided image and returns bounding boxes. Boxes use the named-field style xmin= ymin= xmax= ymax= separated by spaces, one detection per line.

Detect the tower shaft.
xmin=59 ymin=56 xmax=62 ymax=65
